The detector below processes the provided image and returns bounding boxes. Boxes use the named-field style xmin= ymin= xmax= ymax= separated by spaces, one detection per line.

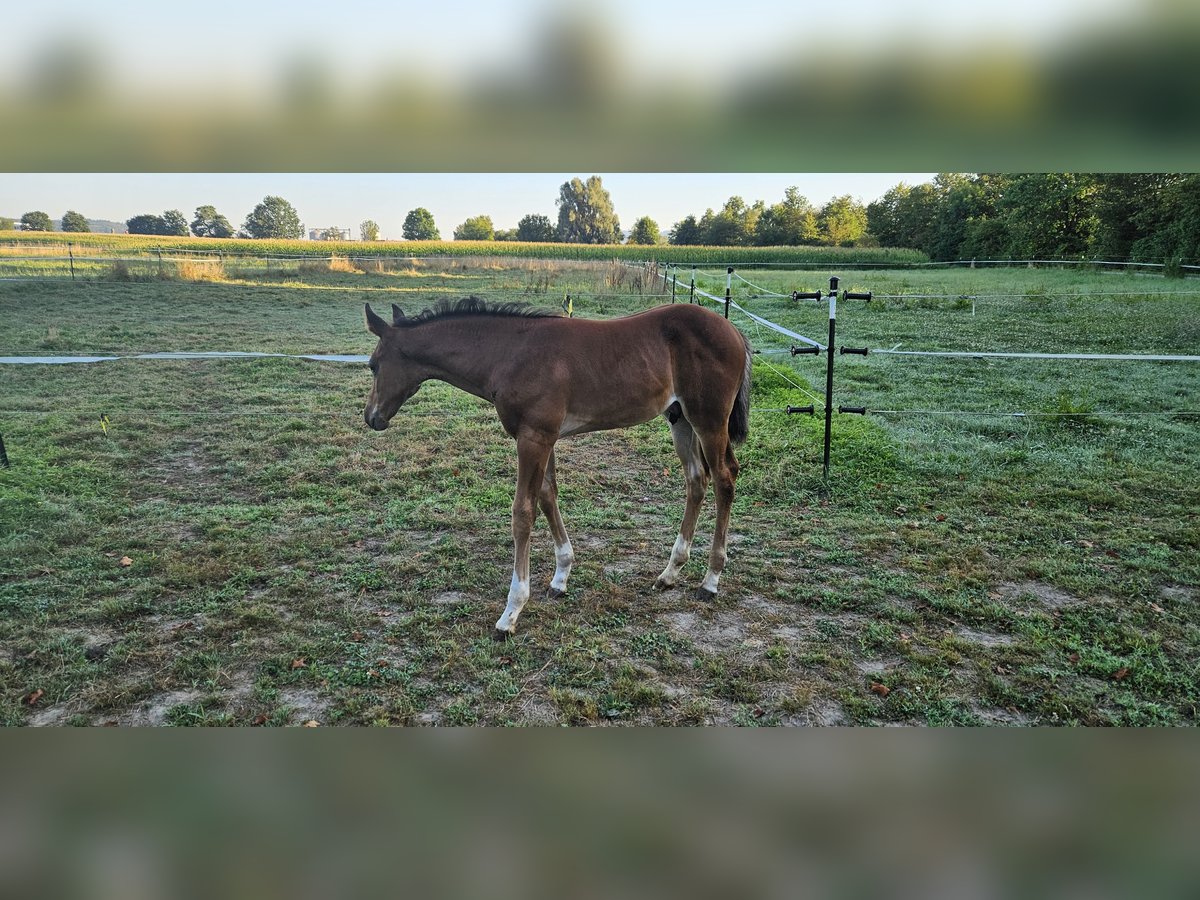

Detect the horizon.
xmin=1 ymin=173 xmax=934 ymax=240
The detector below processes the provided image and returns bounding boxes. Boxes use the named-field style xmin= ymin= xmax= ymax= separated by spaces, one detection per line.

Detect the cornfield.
xmin=0 ymin=231 xmax=930 ymax=267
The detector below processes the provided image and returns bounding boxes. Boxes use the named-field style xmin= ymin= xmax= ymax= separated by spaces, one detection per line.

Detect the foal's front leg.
xmin=494 ymin=432 xmax=553 ymax=640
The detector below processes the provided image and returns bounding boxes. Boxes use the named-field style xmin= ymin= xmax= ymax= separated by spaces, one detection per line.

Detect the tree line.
xmin=9 ymin=198 xmax=302 ymax=240
xmin=866 ymin=174 xmax=1200 ymax=268
xmin=9 ymin=176 xmax=1198 ymax=263
xmin=6 ymin=178 xmax=875 ymax=248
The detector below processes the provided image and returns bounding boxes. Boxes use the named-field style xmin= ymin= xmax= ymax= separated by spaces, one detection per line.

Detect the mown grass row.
xmin=0 ymin=231 xmax=929 ymax=266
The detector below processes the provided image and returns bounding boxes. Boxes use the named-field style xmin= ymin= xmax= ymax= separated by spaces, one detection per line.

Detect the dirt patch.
xmin=783 ymin=699 xmax=847 ymax=727
xmin=154 ymin=614 xmax=205 ymax=636
xmin=661 ymin=610 xmax=753 ymax=657
xmin=771 ymin=625 xmax=807 ymax=642
xmin=278 ymin=688 xmax=329 ymax=725
xmin=29 ymin=705 xmax=75 ymax=727
xmin=1159 ymin=585 xmax=1196 ymax=604
xmin=970 ymin=703 xmax=1033 ymax=726
xmin=431 ymin=591 xmax=472 ymax=606
xmin=104 ymin=690 xmax=203 ymax=726
xmin=134 ymin=442 xmax=257 ymax=503
xmin=955 ymin=627 xmax=1016 ymax=648
xmin=998 ymin=580 xmax=1081 ymax=610
xmin=855 ymin=657 xmax=900 ymax=677
xmin=740 ymin=593 xmax=792 ymax=620
xmin=220 ymin=669 xmax=258 ymax=704
xmin=514 ymin=697 xmax=561 ymax=726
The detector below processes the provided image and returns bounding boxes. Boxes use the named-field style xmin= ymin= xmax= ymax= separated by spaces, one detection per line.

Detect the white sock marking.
xmin=550 ymin=540 xmax=574 ymax=592
xmin=657 ymin=534 xmax=691 ymax=586
xmin=496 ymin=570 xmax=530 ymax=632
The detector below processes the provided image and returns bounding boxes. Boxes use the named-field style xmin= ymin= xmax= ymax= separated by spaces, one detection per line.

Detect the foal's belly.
xmin=558 ymin=394 xmax=673 ymax=437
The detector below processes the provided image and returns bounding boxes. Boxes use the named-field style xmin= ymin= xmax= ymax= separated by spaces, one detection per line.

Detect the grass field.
xmin=2 ymin=259 xmax=1198 ymax=726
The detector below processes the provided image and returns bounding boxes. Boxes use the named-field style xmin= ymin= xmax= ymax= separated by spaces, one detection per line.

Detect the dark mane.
xmin=397 ymin=296 xmax=561 ymax=328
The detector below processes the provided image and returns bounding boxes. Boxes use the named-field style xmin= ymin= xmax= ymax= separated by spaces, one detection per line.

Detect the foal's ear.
xmin=391 ymin=303 xmax=406 ymax=325
xmin=365 ymin=303 xmax=389 ymax=336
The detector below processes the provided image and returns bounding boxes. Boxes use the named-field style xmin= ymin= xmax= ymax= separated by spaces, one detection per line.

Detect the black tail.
xmin=728 ymin=335 xmax=751 ymax=446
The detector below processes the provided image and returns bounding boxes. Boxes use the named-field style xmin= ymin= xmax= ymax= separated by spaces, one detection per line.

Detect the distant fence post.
xmin=68 ymin=243 xmax=75 ymax=281
xmin=724 ymin=266 xmax=733 ymax=318
xmin=690 ymin=267 xmax=696 ymax=304
xmin=671 ymin=268 xmax=677 ymax=303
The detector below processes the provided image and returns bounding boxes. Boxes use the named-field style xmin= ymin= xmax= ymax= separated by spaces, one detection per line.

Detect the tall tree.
xmin=1089 ymin=174 xmax=1175 ymax=260
xmin=516 ymin=213 xmax=555 ymax=242
xmin=927 ymin=173 xmax=1006 ymax=261
xmin=669 ymin=215 xmax=702 ymax=245
xmin=191 ymin=205 xmax=234 ymax=238
xmin=243 ymin=195 xmax=303 ymax=240
xmin=818 ymin=195 xmax=868 ymax=245
xmin=627 ymin=216 xmax=662 ymax=245
xmin=1122 ymin=174 xmax=1200 ymax=266
xmin=756 ymin=186 xmax=819 ymax=245
xmin=126 ymin=213 xmax=166 ymax=235
xmin=61 ymin=210 xmax=90 ymax=232
xmin=998 ymin=174 xmax=1097 ymax=258
xmin=556 ymin=176 xmax=621 ymax=244
xmin=866 ymin=184 xmax=909 ymax=248
xmin=21 ymin=211 xmax=52 ymax=231
xmin=360 ymin=219 xmax=380 ymax=241
xmin=160 ymin=209 xmax=189 ymax=237
xmin=402 ymin=208 xmax=439 ymax=241
xmin=453 ymin=215 xmax=494 ymax=241
xmin=699 ymin=197 xmax=764 ymax=246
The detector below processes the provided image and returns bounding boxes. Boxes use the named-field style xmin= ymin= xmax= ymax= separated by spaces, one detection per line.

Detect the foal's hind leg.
xmin=693 ymin=432 xmax=740 ymax=599
xmin=539 ymin=449 xmax=573 ymax=599
xmin=655 ymin=416 xmax=710 ymax=590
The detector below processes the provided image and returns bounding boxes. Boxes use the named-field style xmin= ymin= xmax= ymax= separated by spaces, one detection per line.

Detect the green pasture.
xmin=1 ymin=260 xmax=1197 ymax=726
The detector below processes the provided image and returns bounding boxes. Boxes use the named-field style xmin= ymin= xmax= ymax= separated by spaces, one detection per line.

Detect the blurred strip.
xmin=2 ymin=2 xmax=1199 ymax=170
xmin=1 ymin=733 xmax=1198 ymax=898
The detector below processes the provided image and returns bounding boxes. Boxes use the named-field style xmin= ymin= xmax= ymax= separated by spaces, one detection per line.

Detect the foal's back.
xmin=510 ymin=304 xmax=749 ymax=437
xmin=547 ymin=303 xmax=747 ymax=374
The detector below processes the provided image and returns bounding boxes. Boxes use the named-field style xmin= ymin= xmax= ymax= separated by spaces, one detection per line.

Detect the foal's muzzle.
xmin=365 ymin=408 xmax=389 ymax=431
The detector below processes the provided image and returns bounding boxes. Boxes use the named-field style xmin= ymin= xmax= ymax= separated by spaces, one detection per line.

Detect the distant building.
xmin=309 ymin=227 xmax=352 ymax=241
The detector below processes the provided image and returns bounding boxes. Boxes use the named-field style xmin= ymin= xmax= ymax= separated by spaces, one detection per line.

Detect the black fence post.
xmin=690 ymin=268 xmax=696 ymax=304
xmin=68 ymin=243 xmax=75 ymax=281
xmin=823 ymin=276 xmax=839 ymax=478
xmin=671 ymin=270 xmax=677 ymax=303
xmin=724 ymin=266 xmax=733 ymax=318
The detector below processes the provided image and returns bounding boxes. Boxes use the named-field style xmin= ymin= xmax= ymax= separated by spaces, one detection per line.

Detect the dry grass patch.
xmin=171 ymin=259 xmax=226 ymax=282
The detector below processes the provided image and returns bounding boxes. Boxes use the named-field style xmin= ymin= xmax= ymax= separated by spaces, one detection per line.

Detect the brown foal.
xmin=364 ymin=297 xmax=751 ymax=639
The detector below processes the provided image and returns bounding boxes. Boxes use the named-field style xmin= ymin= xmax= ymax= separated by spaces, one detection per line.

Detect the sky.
xmin=0 ymin=173 xmax=935 ymax=238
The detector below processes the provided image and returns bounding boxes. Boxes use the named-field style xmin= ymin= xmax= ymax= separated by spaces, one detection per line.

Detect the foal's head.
xmin=363 ymin=303 xmax=421 ymax=431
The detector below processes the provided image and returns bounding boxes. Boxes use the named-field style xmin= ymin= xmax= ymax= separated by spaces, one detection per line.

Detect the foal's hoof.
xmin=492 ymin=628 xmax=512 ymax=643
xmin=653 ymin=577 xmax=675 ymax=592
xmin=692 ymin=586 xmax=718 ymax=602
xmin=546 ymin=587 xmax=566 ymax=600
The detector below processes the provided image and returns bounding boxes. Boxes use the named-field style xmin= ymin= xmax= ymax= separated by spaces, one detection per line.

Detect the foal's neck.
xmin=406 ymin=316 xmax=526 ymax=401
